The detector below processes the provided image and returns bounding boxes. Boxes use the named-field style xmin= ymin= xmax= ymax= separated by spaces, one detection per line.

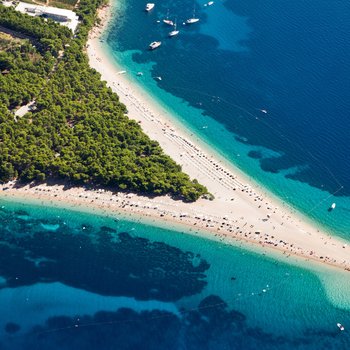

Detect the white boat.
xmin=337 ymin=323 xmax=345 ymax=331
xmin=204 ymin=1 xmax=214 ymax=6
xmin=169 ymin=29 xmax=179 ymax=37
xmin=149 ymin=41 xmax=161 ymax=50
xmin=163 ymin=19 xmax=174 ymax=26
xmin=168 ymin=20 xmax=179 ymax=37
xmin=145 ymin=3 xmax=155 ymax=11
xmin=186 ymin=17 xmax=199 ymax=24
xmin=186 ymin=6 xmax=200 ymax=24
xmin=331 ymin=203 xmax=336 ymax=210
xmin=163 ymin=10 xmax=174 ymax=26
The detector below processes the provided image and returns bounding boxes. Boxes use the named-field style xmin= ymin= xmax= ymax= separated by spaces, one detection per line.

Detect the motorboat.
xmin=337 ymin=323 xmax=345 ymax=331
xmin=149 ymin=41 xmax=161 ymax=50
xmin=145 ymin=3 xmax=155 ymax=11
xmin=329 ymin=202 xmax=336 ymax=211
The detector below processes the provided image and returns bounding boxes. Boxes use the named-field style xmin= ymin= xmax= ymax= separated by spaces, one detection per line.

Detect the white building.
xmin=15 ymin=2 xmax=79 ymax=32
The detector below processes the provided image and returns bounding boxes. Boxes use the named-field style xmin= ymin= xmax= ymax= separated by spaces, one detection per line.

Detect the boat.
xmin=117 ymin=70 xmax=126 ymax=75
xmin=163 ymin=19 xmax=174 ymax=26
xmin=149 ymin=41 xmax=161 ymax=50
xmin=327 ymin=202 xmax=336 ymax=212
xmin=186 ymin=6 xmax=200 ymax=24
xmin=337 ymin=323 xmax=345 ymax=331
xmin=145 ymin=3 xmax=155 ymax=11
xmin=169 ymin=28 xmax=179 ymax=37
xmin=163 ymin=10 xmax=174 ymax=26
xmin=204 ymin=1 xmax=214 ymax=6
xmin=136 ymin=72 xmax=143 ymax=76
xmin=168 ymin=20 xmax=179 ymax=37
xmin=186 ymin=17 xmax=200 ymax=24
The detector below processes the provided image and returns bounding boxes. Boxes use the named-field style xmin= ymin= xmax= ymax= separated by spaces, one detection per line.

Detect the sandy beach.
xmin=1 ymin=2 xmax=349 ymax=272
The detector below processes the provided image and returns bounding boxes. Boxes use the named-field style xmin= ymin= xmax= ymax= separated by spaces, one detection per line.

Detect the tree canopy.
xmin=0 ymin=1 xmax=208 ymax=201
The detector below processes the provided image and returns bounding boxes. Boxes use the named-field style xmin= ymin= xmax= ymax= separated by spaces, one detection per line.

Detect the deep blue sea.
xmin=105 ymin=0 xmax=350 ymax=237
xmin=1 ymin=0 xmax=350 ymax=349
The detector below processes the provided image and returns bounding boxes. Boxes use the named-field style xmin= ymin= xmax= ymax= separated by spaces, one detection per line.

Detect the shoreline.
xmin=87 ymin=1 xmax=336 ymax=238
xmin=1 ymin=181 xmax=349 ymax=274
xmin=1 ymin=1 xmax=349 ymax=273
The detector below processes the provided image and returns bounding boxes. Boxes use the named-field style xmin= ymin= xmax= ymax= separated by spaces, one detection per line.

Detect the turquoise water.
xmin=104 ymin=0 xmax=350 ymax=238
xmin=0 ymin=198 xmax=350 ymax=349
xmin=2 ymin=0 xmax=350 ymax=348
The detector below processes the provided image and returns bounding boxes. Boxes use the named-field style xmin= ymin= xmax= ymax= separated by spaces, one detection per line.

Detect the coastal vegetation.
xmin=0 ymin=2 xmax=208 ymax=201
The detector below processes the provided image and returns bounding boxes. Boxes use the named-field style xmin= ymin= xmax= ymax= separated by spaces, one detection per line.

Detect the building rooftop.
xmin=15 ymin=2 xmax=79 ymax=32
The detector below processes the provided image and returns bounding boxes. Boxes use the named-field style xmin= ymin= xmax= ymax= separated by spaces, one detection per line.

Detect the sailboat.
xmin=186 ymin=5 xmax=200 ymax=24
xmin=168 ymin=19 xmax=179 ymax=37
xmin=163 ymin=9 xmax=174 ymax=26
